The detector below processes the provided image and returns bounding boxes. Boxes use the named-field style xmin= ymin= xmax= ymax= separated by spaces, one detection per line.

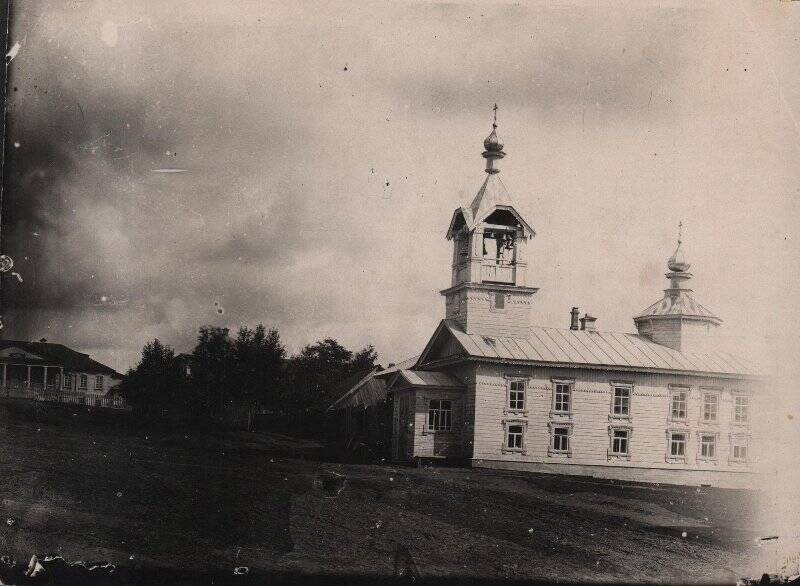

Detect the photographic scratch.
xmin=151 ymin=168 xmax=188 ymax=173
xmin=5 ymin=41 xmax=21 ymax=62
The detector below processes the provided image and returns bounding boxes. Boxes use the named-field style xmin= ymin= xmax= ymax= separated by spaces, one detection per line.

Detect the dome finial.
xmin=667 ymin=220 xmax=691 ymax=272
xmin=482 ymin=104 xmax=505 ymax=173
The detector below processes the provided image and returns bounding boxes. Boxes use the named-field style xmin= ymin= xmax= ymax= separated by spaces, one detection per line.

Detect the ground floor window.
xmin=503 ymin=420 xmax=526 ymax=452
xmin=730 ymin=436 xmax=750 ymax=463
xmin=669 ymin=432 xmax=686 ymax=458
xmin=610 ymin=428 xmax=630 ymax=456
xmin=427 ymin=399 xmax=452 ymax=432
xmin=700 ymin=434 xmax=717 ymax=460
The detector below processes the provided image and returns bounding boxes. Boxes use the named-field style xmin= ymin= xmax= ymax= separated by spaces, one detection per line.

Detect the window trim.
xmin=550 ymin=378 xmax=574 ymax=417
xmin=728 ymin=432 xmax=751 ymax=465
xmin=502 ymin=419 xmax=528 ymax=454
xmin=62 ymin=373 xmax=72 ymax=390
xmin=609 ymin=381 xmax=633 ymax=421
xmin=491 ymin=292 xmax=508 ymax=312
xmin=547 ymin=421 xmax=573 ymax=458
xmin=668 ymin=387 xmax=689 ymax=423
xmin=95 ymin=375 xmax=104 ymax=390
xmin=78 ymin=374 xmax=88 ymax=390
xmin=504 ymin=376 xmax=528 ymax=415
xmin=425 ymin=397 xmax=453 ymax=434
xmin=700 ymin=390 xmax=720 ymax=425
xmin=731 ymin=392 xmax=751 ymax=427
xmin=665 ymin=429 xmax=689 ymax=463
xmin=607 ymin=425 xmax=633 ymax=460
xmin=697 ymin=430 xmax=720 ymax=463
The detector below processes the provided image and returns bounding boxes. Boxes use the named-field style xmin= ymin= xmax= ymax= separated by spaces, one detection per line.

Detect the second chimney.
xmin=580 ymin=313 xmax=598 ymax=332
xmin=570 ymin=307 xmax=580 ymax=330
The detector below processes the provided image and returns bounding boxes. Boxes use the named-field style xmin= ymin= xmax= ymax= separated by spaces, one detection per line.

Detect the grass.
xmin=0 ymin=400 xmax=765 ymax=583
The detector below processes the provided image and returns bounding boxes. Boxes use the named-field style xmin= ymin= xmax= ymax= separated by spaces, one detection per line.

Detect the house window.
xmin=63 ymin=374 xmax=72 ymax=389
xmin=612 ymin=386 xmax=631 ymax=416
xmin=552 ymin=427 xmax=570 ymax=452
xmin=700 ymin=434 xmax=716 ymax=459
xmin=670 ymin=390 xmax=687 ymax=420
xmin=493 ymin=293 xmax=505 ymax=310
xmin=611 ymin=429 xmax=629 ymax=456
xmin=95 ymin=375 xmax=104 ymax=390
xmin=508 ymin=379 xmax=526 ymax=411
xmin=669 ymin=432 xmax=687 ymax=458
xmin=553 ymin=383 xmax=571 ymax=413
xmin=506 ymin=423 xmax=524 ymax=451
xmin=734 ymin=395 xmax=749 ymax=423
xmin=702 ymin=393 xmax=718 ymax=422
xmin=427 ymin=399 xmax=452 ymax=432
xmin=731 ymin=437 xmax=749 ymax=461
xmin=78 ymin=374 xmax=88 ymax=390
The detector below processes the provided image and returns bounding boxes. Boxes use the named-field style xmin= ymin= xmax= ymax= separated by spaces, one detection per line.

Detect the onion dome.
xmin=667 ymin=222 xmax=690 ymax=272
xmin=484 ymin=125 xmax=503 ymax=152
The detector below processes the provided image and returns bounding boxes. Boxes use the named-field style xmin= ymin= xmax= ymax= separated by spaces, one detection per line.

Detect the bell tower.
xmin=441 ymin=106 xmax=538 ymax=338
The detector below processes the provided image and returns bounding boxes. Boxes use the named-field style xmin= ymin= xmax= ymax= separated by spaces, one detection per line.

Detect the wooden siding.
xmin=445 ymin=288 xmax=534 ymax=338
xmin=470 ymin=363 xmax=760 ymax=480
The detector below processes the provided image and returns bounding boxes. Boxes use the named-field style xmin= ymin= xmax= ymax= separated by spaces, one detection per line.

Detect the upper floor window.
xmin=670 ymin=390 xmax=688 ymax=420
xmin=95 ymin=375 xmax=104 ymax=390
xmin=78 ymin=374 xmax=88 ymax=390
xmin=733 ymin=395 xmax=750 ymax=424
xmin=702 ymin=393 xmax=718 ymax=422
xmin=508 ymin=379 xmax=526 ymax=411
xmin=612 ymin=386 xmax=631 ymax=416
xmin=493 ymin=293 xmax=506 ymax=310
xmin=553 ymin=382 xmax=572 ymax=413
xmin=427 ymin=399 xmax=452 ymax=432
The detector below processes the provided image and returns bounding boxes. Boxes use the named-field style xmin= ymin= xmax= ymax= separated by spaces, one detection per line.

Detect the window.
xmin=427 ymin=399 xmax=452 ymax=432
xmin=612 ymin=387 xmax=631 ymax=416
xmin=78 ymin=374 xmax=88 ymax=390
xmin=670 ymin=390 xmax=687 ymax=420
xmin=63 ymin=374 xmax=72 ymax=389
xmin=506 ymin=423 xmax=524 ymax=450
xmin=95 ymin=375 xmax=104 ymax=390
xmin=508 ymin=379 xmax=526 ymax=411
xmin=552 ymin=427 xmax=569 ymax=452
xmin=734 ymin=395 xmax=749 ymax=423
xmin=494 ymin=293 xmax=505 ymax=310
xmin=669 ymin=432 xmax=687 ymax=458
xmin=611 ymin=429 xmax=629 ymax=455
xmin=702 ymin=393 xmax=718 ymax=422
xmin=700 ymin=434 xmax=716 ymax=459
xmin=731 ymin=438 xmax=749 ymax=461
xmin=553 ymin=383 xmax=571 ymax=413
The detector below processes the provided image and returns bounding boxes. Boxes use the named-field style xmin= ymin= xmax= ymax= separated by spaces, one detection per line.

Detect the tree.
xmin=119 ymin=339 xmax=189 ymax=420
xmin=232 ymin=324 xmax=286 ymax=428
xmin=190 ymin=326 xmax=235 ymax=422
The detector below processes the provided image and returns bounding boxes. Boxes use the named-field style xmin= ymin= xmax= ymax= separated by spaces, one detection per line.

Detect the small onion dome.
xmin=483 ymin=124 xmax=504 ymax=152
xmin=667 ymin=240 xmax=690 ymax=272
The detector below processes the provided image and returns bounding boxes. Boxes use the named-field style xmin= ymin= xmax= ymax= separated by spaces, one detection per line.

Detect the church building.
xmin=380 ymin=111 xmax=763 ymax=489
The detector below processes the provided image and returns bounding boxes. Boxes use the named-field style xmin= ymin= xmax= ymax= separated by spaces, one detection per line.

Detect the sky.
xmin=3 ymin=0 xmax=799 ymax=380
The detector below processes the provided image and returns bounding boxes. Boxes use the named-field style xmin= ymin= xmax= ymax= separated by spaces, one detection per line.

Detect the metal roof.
xmin=430 ymin=320 xmax=760 ymax=377
xmin=0 ymin=340 xmax=121 ymax=376
xmin=327 ymin=356 xmax=420 ymax=411
xmin=635 ymin=291 xmax=720 ymax=321
xmin=396 ymin=369 xmax=463 ymax=388
xmin=446 ymin=174 xmax=535 ymax=239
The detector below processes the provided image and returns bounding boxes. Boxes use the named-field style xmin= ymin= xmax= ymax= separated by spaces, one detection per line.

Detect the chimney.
xmin=569 ymin=307 xmax=580 ymax=330
xmin=579 ymin=314 xmax=597 ymax=332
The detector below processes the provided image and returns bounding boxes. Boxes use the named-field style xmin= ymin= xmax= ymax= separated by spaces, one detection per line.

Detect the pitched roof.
xmin=635 ymin=291 xmax=720 ymax=322
xmin=395 ymin=369 xmax=463 ymax=388
xmin=0 ymin=340 xmax=121 ymax=376
xmin=417 ymin=320 xmax=760 ymax=378
xmin=446 ymin=174 xmax=535 ymax=239
xmin=327 ymin=356 xmax=419 ymax=411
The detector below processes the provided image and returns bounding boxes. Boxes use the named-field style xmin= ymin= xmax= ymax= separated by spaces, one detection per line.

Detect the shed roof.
xmin=395 ymin=369 xmax=463 ymax=388
xmin=417 ymin=320 xmax=761 ymax=378
xmin=327 ymin=356 xmax=420 ymax=412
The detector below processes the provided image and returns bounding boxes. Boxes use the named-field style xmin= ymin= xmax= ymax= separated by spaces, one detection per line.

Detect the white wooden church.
xmin=379 ymin=111 xmax=763 ymax=488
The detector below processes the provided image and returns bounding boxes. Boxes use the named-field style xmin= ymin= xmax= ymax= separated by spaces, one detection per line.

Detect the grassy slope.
xmin=0 ymin=402 xmax=764 ymax=583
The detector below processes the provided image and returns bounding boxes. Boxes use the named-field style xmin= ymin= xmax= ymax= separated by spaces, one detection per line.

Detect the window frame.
xmin=78 ymin=374 xmax=88 ymax=390
xmin=729 ymin=433 xmax=751 ymax=465
xmin=426 ymin=398 xmax=453 ymax=433
xmin=502 ymin=419 xmax=527 ymax=454
xmin=505 ymin=377 xmax=528 ymax=415
xmin=607 ymin=425 xmax=632 ymax=460
xmin=668 ymin=387 xmax=689 ymax=422
xmin=697 ymin=431 xmax=719 ymax=463
xmin=547 ymin=421 xmax=573 ymax=457
xmin=700 ymin=390 xmax=719 ymax=424
xmin=665 ymin=429 xmax=688 ymax=463
xmin=732 ymin=393 xmax=750 ymax=426
xmin=95 ymin=375 xmax=104 ymax=390
xmin=62 ymin=373 xmax=72 ymax=390
xmin=551 ymin=378 xmax=574 ymax=416
xmin=610 ymin=382 xmax=633 ymax=420
xmin=491 ymin=292 xmax=508 ymax=312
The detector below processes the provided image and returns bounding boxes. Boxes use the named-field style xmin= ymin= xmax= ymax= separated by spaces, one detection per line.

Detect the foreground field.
xmin=0 ymin=401 xmax=765 ymax=583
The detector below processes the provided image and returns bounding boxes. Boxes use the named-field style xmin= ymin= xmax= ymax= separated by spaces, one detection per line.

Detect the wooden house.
xmin=378 ymin=113 xmax=764 ymax=488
